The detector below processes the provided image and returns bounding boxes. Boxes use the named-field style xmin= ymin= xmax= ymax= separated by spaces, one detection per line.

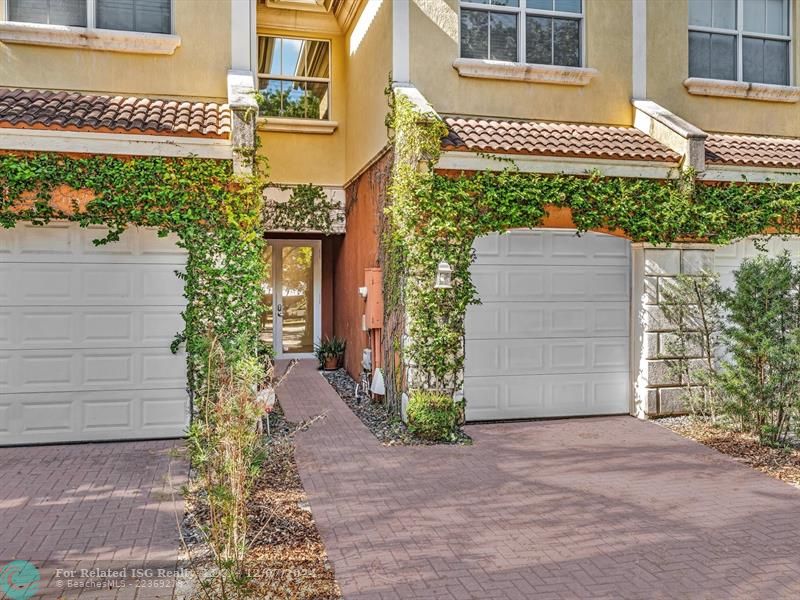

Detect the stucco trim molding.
xmin=453 ymin=58 xmax=598 ymax=86
xmin=683 ymin=77 xmax=800 ymax=103
xmin=0 ymin=21 xmax=181 ymax=55
xmin=258 ymin=117 xmax=338 ymax=134
xmin=632 ymin=100 xmax=707 ymax=172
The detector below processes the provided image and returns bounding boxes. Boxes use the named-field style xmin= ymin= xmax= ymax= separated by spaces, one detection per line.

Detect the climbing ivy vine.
xmin=385 ymin=90 xmax=800 ymax=398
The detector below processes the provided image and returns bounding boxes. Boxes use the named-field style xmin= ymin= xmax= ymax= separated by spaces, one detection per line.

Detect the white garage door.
xmin=464 ymin=229 xmax=631 ymax=421
xmin=0 ymin=223 xmax=189 ymax=445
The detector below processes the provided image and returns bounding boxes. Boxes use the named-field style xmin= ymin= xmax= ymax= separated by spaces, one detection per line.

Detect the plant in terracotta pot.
xmin=314 ymin=336 xmax=346 ymax=370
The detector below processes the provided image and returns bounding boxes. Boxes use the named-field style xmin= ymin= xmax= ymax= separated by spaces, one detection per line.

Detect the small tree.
xmin=718 ymin=254 xmax=800 ymax=445
xmin=659 ymin=272 xmax=724 ymax=420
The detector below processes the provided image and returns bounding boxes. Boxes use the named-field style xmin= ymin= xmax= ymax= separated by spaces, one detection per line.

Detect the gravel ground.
xmin=658 ymin=415 xmax=800 ymax=489
xmin=322 ymin=368 xmax=471 ymax=446
xmin=178 ymin=404 xmax=342 ymax=599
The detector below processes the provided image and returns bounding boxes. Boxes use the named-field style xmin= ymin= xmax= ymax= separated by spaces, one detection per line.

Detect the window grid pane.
xmin=461 ymin=1 xmax=583 ymax=66
xmin=257 ymin=36 xmax=332 ymax=120
xmin=96 ymin=0 xmax=171 ymax=34
xmin=688 ymin=0 xmax=791 ymax=85
xmin=8 ymin=0 xmax=87 ymax=27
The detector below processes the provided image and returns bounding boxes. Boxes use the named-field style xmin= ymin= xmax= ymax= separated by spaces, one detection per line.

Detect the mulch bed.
xmin=658 ymin=416 xmax=800 ymax=489
xmin=180 ymin=404 xmax=342 ymax=599
xmin=321 ymin=368 xmax=471 ymax=446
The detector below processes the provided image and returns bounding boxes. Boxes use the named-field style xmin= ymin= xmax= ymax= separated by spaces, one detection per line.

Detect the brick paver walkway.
xmin=0 ymin=440 xmax=186 ymax=599
xmin=278 ymin=359 xmax=800 ymax=600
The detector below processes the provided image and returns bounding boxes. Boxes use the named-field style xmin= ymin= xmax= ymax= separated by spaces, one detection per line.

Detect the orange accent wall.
xmin=334 ymin=150 xmax=392 ymax=380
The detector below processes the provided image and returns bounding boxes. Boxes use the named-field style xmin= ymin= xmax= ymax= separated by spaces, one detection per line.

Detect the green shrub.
xmin=718 ymin=254 xmax=800 ymax=446
xmin=406 ymin=390 xmax=463 ymax=441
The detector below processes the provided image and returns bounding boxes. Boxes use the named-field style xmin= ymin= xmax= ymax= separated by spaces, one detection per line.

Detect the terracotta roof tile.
xmin=705 ymin=133 xmax=800 ymax=169
xmin=442 ymin=115 xmax=680 ymax=163
xmin=0 ymin=88 xmax=231 ymax=138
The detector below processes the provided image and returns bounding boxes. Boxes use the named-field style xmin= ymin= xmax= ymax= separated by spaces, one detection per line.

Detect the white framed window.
xmin=689 ymin=0 xmax=792 ymax=86
xmin=459 ymin=0 xmax=583 ymax=67
xmin=6 ymin=0 xmax=172 ymax=34
xmin=257 ymin=35 xmax=332 ymax=121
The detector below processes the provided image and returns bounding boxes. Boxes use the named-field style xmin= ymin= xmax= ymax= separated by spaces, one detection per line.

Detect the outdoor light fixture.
xmin=434 ymin=261 xmax=453 ymax=289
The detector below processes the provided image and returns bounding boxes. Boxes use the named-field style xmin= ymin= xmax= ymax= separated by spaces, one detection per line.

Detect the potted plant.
xmin=314 ymin=336 xmax=346 ymax=370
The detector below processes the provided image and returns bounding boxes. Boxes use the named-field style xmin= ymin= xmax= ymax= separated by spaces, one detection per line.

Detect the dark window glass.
xmin=96 ymin=0 xmax=171 ymax=34
xmin=460 ymin=9 xmax=489 ymax=59
xmin=8 ymin=0 xmax=87 ymax=26
xmin=489 ymin=12 xmax=518 ymax=62
xmin=689 ymin=31 xmax=736 ymax=81
xmin=742 ymin=36 xmax=789 ymax=85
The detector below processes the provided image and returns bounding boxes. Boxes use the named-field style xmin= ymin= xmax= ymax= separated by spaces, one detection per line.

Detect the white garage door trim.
xmin=0 ymin=222 xmax=189 ymax=445
xmin=465 ymin=229 xmax=631 ymax=421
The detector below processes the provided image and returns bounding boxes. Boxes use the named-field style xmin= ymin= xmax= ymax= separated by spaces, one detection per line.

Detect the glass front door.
xmin=261 ymin=240 xmax=321 ymax=358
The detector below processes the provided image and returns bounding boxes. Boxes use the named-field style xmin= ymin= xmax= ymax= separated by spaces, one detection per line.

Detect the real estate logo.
xmin=0 ymin=561 xmax=40 ymax=600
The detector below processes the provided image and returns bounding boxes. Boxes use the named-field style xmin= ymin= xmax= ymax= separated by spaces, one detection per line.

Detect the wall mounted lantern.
xmin=434 ymin=261 xmax=453 ymax=289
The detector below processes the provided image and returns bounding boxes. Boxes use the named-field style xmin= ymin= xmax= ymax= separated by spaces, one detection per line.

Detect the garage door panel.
xmin=466 ymin=337 xmax=628 ymax=377
xmin=474 ymin=230 xmax=629 ymax=266
xmin=0 ymin=307 xmax=181 ymax=349
xmin=466 ymin=372 xmax=629 ymax=420
xmin=466 ymin=230 xmax=630 ymax=421
xmin=0 ymin=389 xmax=188 ymax=445
xmin=5 ymin=263 xmax=184 ymax=306
xmin=0 ymin=223 xmax=188 ymax=444
xmin=467 ymin=302 xmax=628 ymax=339
xmin=471 ymin=265 xmax=628 ymax=302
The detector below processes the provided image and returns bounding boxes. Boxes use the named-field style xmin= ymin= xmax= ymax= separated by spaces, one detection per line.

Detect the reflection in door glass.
xmin=260 ymin=244 xmax=274 ymax=346
xmin=281 ymin=245 xmax=314 ymax=354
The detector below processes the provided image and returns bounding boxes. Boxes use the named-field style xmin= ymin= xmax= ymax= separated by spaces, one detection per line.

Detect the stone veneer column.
xmin=631 ymin=244 xmax=715 ymax=418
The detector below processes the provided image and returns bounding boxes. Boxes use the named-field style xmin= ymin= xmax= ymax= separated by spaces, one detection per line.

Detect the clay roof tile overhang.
xmin=0 ymin=88 xmax=231 ymax=138
xmin=441 ymin=115 xmax=681 ymax=164
xmin=705 ymin=133 xmax=800 ymax=170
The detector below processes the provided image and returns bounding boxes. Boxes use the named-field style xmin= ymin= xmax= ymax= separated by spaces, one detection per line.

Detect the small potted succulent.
xmin=314 ymin=336 xmax=346 ymax=370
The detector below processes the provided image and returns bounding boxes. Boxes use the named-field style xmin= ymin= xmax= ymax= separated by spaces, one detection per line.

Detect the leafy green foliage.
xmin=314 ymin=335 xmax=346 ymax=368
xmin=718 ymin=254 xmax=800 ymax=445
xmin=406 ymin=390 xmax=464 ymax=441
xmin=385 ymin=89 xmax=800 ymax=406
xmin=263 ymin=183 xmax=343 ymax=233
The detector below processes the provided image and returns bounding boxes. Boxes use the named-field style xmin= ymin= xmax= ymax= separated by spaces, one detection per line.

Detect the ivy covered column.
xmin=631 ymin=244 xmax=715 ymax=417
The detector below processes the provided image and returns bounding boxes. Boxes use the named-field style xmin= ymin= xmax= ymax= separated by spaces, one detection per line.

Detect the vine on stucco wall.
xmin=384 ymin=90 xmax=800 ymax=401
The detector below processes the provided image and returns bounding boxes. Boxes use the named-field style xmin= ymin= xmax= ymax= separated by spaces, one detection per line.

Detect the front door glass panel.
xmin=280 ymin=245 xmax=315 ymax=354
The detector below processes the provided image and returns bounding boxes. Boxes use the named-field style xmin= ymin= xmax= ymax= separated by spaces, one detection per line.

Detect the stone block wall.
xmin=633 ymin=245 xmax=715 ymax=417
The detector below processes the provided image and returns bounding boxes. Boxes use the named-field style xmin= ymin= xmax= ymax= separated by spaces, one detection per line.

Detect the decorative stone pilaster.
xmin=227 ymin=70 xmax=258 ymax=176
xmin=632 ymin=244 xmax=715 ymax=418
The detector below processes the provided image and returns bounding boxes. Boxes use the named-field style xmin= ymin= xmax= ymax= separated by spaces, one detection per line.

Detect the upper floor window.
xmin=460 ymin=0 xmax=583 ymax=67
xmin=689 ymin=0 xmax=791 ymax=86
xmin=257 ymin=36 xmax=331 ymax=120
xmin=7 ymin=0 xmax=172 ymax=34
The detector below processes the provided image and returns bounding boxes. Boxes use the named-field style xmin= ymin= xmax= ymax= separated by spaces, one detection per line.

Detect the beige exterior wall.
xmin=647 ymin=0 xmax=800 ymax=136
xmin=255 ymin=11 xmax=347 ymax=186
xmin=257 ymin=1 xmax=391 ymax=186
xmin=408 ymin=0 xmax=633 ymax=125
xmin=0 ymin=0 xmax=229 ymax=101
xmin=345 ymin=0 xmax=391 ymax=179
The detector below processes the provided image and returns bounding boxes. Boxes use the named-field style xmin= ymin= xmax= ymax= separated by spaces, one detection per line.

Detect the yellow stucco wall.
xmin=345 ymin=0 xmax=391 ymax=179
xmin=256 ymin=19 xmax=347 ymax=186
xmin=647 ymin=0 xmax=800 ymax=136
xmin=257 ymin=1 xmax=391 ymax=186
xmin=409 ymin=0 xmax=633 ymax=125
xmin=0 ymin=0 xmax=229 ymax=101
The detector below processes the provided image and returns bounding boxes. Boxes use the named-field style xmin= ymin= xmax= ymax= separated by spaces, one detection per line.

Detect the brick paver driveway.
xmin=279 ymin=360 xmax=800 ymax=600
xmin=0 ymin=440 xmax=186 ymax=599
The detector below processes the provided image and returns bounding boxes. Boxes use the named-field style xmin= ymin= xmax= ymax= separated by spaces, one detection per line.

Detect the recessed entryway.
xmin=261 ymin=239 xmax=322 ymax=359
xmin=464 ymin=228 xmax=631 ymax=421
